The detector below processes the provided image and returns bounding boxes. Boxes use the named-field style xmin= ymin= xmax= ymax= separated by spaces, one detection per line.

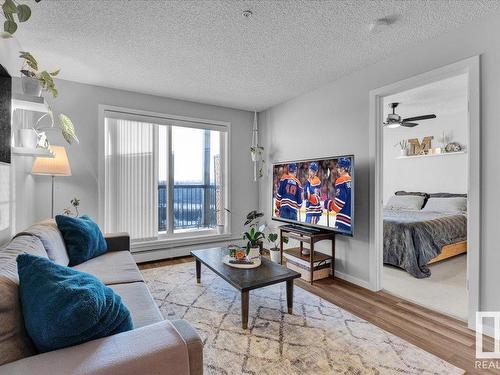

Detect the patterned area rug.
xmin=142 ymin=262 xmax=464 ymax=375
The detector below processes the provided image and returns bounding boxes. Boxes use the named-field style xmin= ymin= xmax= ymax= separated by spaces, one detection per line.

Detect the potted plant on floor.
xmin=267 ymin=232 xmax=288 ymax=264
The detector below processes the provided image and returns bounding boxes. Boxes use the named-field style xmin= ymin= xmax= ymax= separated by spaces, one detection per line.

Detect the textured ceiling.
xmin=383 ymin=74 xmax=468 ymax=119
xmin=13 ymin=0 xmax=500 ymax=111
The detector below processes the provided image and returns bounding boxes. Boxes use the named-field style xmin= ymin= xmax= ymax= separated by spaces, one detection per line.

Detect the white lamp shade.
xmin=32 ymin=146 xmax=72 ymax=176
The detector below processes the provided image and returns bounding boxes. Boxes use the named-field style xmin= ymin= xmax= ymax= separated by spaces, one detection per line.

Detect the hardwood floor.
xmin=139 ymin=256 xmax=498 ymax=375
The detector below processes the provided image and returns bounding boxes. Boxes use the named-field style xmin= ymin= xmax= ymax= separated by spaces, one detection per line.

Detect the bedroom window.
xmin=103 ymin=109 xmax=228 ymax=243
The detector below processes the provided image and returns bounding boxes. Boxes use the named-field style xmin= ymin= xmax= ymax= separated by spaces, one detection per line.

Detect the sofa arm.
xmin=0 ymin=321 xmax=192 ymax=375
xmin=104 ymin=232 xmax=130 ymax=252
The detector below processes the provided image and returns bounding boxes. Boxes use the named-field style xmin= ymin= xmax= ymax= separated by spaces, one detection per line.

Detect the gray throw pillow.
xmin=422 ymin=197 xmax=467 ymax=213
xmin=385 ymin=195 xmax=425 ymax=210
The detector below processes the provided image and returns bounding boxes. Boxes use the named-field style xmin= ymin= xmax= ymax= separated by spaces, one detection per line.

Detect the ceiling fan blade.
xmin=401 ymin=122 xmax=419 ymax=127
xmin=402 ymin=114 xmax=436 ymax=122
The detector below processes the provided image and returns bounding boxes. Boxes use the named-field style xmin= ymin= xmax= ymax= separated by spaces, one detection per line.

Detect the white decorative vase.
xmin=216 ymin=224 xmax=225 ymax=235
xmin=400 ymin=149 xmax=408 ymax=157
xmin=269 ymin=248 xmax=280 ymax=264
xmin=18 ymin=129 xmax=38 ymax=148
xmin=247 ymin=246 xmax=260 ymax=262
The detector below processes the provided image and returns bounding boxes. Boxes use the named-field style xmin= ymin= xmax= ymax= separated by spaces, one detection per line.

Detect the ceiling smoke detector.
xmin=369 ymin=17 xmax=394 ymax=34
xmin=242 ymin=10 xmax=253 ymax=18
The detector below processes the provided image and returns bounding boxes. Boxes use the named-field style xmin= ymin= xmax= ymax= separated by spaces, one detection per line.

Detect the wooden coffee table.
xmin=191 ymin=247 xmax=301 ymax=329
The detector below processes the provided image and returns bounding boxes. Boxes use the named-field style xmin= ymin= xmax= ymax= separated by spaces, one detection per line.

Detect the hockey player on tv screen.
xmin=275 ymin=163 xmax=303 ymax=221
xmin=324 ymin=157 xmax=352 ymax=232
xmin=303 ymin=162 xmax=322 ymax=224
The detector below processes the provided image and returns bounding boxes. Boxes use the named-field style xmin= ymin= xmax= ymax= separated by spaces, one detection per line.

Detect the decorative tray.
xmin=223 ymin=255 xmax=261 ymax=269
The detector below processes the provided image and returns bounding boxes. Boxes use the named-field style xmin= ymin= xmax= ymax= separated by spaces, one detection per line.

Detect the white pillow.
xmin=385 ymin=195 xmax=425 ymax=210
xmin=422 ymin=197 xmax=467 ymax=213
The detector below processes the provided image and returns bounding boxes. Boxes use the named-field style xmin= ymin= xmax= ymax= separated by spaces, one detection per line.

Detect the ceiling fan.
xmin=383 ymin=102 xmax=436 ymax=128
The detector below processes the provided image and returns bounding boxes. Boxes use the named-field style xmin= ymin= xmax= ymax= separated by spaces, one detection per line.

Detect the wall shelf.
xmin=12 ymin=147 xmax=55 ymax=158
xmin=396 ymin=151 xmax=466 ymax=159
xmin=11 ymin=93 xmax=49 ymax=113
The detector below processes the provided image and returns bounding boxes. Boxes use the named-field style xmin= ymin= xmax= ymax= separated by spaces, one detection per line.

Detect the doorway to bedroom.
xmin=369 ymin=57 xmax=480 ymax=329
xmin=381 ymin=74 xmax=468 ymax=321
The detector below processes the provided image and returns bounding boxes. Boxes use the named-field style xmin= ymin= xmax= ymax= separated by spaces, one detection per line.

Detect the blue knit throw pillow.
xmin=17 ymin=254 xmax=133 ymax=353
xmin=55 ymin=215 xmax=108 ymax=266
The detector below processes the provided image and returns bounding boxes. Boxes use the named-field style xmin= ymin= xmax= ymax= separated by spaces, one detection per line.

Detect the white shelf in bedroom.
xmin=11 ymin=93 xmax=50 ymax=113
xmin=396 ymin=151 xmax=466 ymax=159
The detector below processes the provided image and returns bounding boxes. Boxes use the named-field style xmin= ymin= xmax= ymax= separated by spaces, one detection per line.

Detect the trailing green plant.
xmin=1 ymin=0 xmax=41 ymax=38
xmin=20 ymin=52 xmax=79 ymax=144
xmin=267 ymin=232 xmax=288 ymax=251
xmin=20 ymin=51 xmax=59 ymax=98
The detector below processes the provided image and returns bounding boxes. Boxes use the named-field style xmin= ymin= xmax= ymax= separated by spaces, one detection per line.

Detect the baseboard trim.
xmin=132 ymin=238 xmax=238 ymax=263
xmin=333 ymin=270 xmax=373 ymax=290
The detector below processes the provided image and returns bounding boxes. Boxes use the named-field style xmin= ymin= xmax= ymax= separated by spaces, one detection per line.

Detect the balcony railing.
xmin=158 ymin=183 xmax=217 ymax=232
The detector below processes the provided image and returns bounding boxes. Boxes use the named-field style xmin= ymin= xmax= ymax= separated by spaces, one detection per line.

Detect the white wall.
xmin=383 ymin=78 xmax=468 ymax=203
xmin=0 ymin=38 xmax=22 ymax=245
xmin=259 ymin=12 xmax=500 ymax=312
xmin=12 ymin=78 xmax=258 ymax=256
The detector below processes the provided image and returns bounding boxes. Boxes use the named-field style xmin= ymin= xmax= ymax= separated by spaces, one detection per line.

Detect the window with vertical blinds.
xmin=104 ymin=110 xmax=228 ymax=243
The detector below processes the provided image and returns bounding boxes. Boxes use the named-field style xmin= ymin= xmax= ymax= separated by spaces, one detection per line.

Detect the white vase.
xmin=400 ymin=149 xmax=408 ymax=157
xmin=269 ymin=249 xmax=280 ymax=264
xmin=18 ymin=129 xmax=38 ymax=149
xmin=216 ymin=224 xmax=225 ymax=235
xmin=247 ymin=246 xmax=260 ymax=262
xmin=21 ymin=76 xmax=42 ymax=97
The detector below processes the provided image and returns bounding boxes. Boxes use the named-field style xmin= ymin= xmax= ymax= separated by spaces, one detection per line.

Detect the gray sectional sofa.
xmin=0 ymin=219 xmax=203 ymax=375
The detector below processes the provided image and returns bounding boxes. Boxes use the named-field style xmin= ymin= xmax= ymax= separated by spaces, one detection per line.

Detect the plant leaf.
xmin=16 ymin=4 xmax=31 ymax=22
xmin=19 ymin=51 xmax=38 ymax=71
xmin=49 ymin=69 xmax=60 ymax=76
xmin=2 ymin=0 xmax=16 ymax=14
xmin=58 ymin=113 xmax=79 ymax=144
xmin=0 ymin=31 xmax=12 ymax=38
xmin=4 ymin=19 xmax=16 ymax=34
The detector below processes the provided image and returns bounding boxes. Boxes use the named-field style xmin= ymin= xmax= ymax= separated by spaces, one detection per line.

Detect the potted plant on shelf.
xmin=267 ymin=232 xmax=288 ymax=264
xmin=17 ymin=52 xmax=79 ymax=148
xmin=20 ymin=51 xmax=59 ymax=97
xmin=395 ymin=139 xmax=408 ymax=156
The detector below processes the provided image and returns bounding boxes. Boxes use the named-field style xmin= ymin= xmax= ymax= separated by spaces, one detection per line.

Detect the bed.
xmin=383 ymin=193 xmax=467 ymax=278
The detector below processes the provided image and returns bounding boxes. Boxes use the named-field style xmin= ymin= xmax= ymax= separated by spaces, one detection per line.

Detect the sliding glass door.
xmin=104 ymin=110 xmax=228 ymax=243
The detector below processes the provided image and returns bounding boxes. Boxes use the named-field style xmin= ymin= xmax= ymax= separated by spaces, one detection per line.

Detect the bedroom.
xmin=381 ymin=73 xmax=469 ymax=321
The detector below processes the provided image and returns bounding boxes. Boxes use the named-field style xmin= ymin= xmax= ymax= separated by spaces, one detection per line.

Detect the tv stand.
xmin=279 ymin=225 xmax=336 ymax=284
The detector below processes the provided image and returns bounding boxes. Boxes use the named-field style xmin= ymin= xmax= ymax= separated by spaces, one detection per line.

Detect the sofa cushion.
xmin=73 ymin=251 xmax=144 ymax=285
xmin=23 ymin=219 xmax=69 ymax=266
xmin=17 ymin=254 xmax=134 ymax=353
xmin=110 ymin=282 xmax=163 ymax=328
xmin=0 ymin=235 xmax=47 ymax=365
xmin=55 ymin=215 xmax=108 ymax=266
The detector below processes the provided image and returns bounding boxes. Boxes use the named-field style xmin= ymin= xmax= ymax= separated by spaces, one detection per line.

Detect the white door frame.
xmin=368 ymin=56 xmax=480 ymax=330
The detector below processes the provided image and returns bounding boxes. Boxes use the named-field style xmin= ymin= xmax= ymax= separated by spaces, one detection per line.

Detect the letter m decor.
xmin=408 ymin=136 xmax=433 ymax=155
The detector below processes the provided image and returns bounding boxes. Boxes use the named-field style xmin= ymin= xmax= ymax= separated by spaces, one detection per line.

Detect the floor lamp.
xmin=31 ymin=146 xmax=72 ymax=218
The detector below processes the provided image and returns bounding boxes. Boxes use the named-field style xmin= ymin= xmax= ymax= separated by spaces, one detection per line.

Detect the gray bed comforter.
xmin=383 ymin=209 xmax=467 ymax=278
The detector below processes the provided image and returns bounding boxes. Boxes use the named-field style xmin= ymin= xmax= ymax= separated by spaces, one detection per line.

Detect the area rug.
xmin=142 ymin=262 xmax=464 ymax=375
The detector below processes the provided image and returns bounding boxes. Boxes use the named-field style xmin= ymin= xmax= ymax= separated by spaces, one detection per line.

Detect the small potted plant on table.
xmin=267 ymin=232 xmax=288 ymax=264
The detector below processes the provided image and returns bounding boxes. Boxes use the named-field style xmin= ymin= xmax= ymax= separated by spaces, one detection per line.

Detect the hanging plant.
xmin=1 ymin=0 xmax=41 ymax=39
xmin=250 ymin=145 xmax=264 ymax=162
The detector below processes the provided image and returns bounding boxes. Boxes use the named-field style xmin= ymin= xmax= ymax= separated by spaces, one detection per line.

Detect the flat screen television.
xmin=272 ymin=155 xmax=354 ymax=236
xmin=0 ymin=64 xmax=11 ymax=164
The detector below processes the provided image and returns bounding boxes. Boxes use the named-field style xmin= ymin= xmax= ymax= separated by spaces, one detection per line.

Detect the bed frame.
xmin=428 ymin=240 xmax=467 ymax=264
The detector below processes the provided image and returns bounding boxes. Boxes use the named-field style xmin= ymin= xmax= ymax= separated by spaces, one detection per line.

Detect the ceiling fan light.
xmin=386 ymin=123 xmax=401 ymax=129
